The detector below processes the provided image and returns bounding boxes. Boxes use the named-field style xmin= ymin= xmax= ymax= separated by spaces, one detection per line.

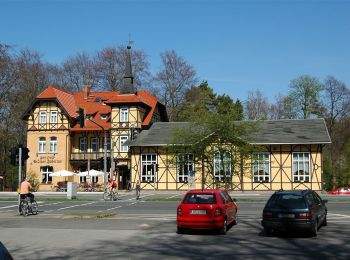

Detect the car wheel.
xmin=232 ymin=211 xmax=238 ymax=225
xmin=177 ymin=226 xmax=185 ymax=234
xmin=322 ymin=214 xmax=327 ymax=227
xmin=220 ymin=219 xmax=227 ymax=235
xmin=311 ymin=220 xmax=318 ymax=237
xmin=264 ymin=227 xmax=273 ymax=236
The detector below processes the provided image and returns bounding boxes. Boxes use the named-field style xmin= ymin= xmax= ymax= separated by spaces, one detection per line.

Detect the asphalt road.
xmin=0 ymin=193 xmax=350 ymax=260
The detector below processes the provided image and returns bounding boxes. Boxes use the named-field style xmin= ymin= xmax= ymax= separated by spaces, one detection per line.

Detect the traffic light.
xmin=131 ymin=128 xmax=138 ymax=140
xmin=9 ymin=147 xmax=18 ymax=166
xmin=78 ymin=108 xmax=85 ymax=128
xmin=22 ymin=147 xmax=30 ymax=161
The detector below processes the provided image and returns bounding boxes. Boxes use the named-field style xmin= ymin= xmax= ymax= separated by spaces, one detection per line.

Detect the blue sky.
xmin=1 ymin=0 xmax=350 ymax=102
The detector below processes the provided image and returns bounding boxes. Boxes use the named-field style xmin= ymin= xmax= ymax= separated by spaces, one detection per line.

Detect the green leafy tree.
xmin=178 ymin=81 xmax=244 ymax=121
xmin=287 ymin=75 xmax=323 ymax=119
xmin=174 ymin=82 xmax=249 ymax=189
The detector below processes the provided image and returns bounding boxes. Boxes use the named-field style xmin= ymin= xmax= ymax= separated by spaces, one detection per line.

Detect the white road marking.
xmin=48 ymin=201 xmax=98 ymax=212
xmin=328 ymin=213 xmax=350 ymax=218
xmin=0 ymin=205 xmax=18 ymax=209
xmin=166 ymin=194 xmax=180 ymax=199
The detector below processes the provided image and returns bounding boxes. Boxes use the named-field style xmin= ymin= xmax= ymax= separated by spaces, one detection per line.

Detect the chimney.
xmin=84 ymin=86 xmax=91 ymax=99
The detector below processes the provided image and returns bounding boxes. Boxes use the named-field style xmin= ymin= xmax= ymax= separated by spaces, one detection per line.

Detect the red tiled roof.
xmin=33 ymin=86 xmax=164 ymax=131
xmin=137 ymin=90 xmax=159 ymax=126
xmin=37 ymin=86 xmax=77 ymax=118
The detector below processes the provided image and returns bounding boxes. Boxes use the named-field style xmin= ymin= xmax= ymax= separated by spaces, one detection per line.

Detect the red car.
xmin=177 ymin=189 xmax=238 ymax=234
xmin=328 ymin=187 xmax=350 ymax=195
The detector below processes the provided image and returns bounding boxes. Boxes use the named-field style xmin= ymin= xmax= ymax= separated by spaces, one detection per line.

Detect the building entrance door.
xmin=118 ymin=166 xmax=130 ymax=190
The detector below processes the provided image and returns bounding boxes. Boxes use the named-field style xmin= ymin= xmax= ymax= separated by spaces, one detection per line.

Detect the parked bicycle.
xmin=18 ymin=196 xmax=38 ymax=216
xmin=103 ymin=188 xmax=118 ymax=201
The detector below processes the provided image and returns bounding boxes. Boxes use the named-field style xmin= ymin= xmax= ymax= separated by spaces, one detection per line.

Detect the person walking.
xmin=136 ymin=180 xmax=141 ymax=200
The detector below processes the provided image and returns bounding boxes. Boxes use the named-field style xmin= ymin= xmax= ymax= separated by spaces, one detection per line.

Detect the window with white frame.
xmin=177 ymin=153 xmax=194 ymax=182
xmin=41 ymin=166 xmax=53 ymax=184
xmin=141 ymin=153 xmax=157 ymax=182
xmin=49 ymin=137 xmax=57 ymax=153
xmin=50 ymin=111 xmax=58 ymax=123
xmin=120 ymin=107 xmax=128 ymax=122
xmin=292 ymin=152 xmax=310 ymax=182
xmin=80 ymin=176 xmax=87 ymax=183
xmin=119 ymin=136 xmax=128 ymax=152
xmin=214 ymin=151 xmax=232 ymax=182
xmin=38 ymin=137 xmax=46 ymax=153
xmin=92 ymin=176 xmax=99 ymax=183
xmin=252 ymin=152 xmax=270 ymax=182
xmin=39 ymin=111 xmax=47 ymax=124
xmin=79 ymin=137 xmax=87 ymax=152
xmin=91 ymin=137 xmax=99 ymax=152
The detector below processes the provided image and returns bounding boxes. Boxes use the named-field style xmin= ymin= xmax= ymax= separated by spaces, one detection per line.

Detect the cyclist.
xmin=136 ymin=180 xmax=141 ymax=200
xmin=108 ymin=176 xmax=117 ymax=192
xmin=20 ymin=177 xmax=35 ymax=203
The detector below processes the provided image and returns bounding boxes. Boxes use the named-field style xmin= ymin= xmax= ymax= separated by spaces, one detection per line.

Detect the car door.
xmin=220 ymin=191 xmax=234 ymax=223
xmin=313 ymin=192 xmax=327 ymax=223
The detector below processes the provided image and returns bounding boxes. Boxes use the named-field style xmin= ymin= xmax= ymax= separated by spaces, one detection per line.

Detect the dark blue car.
xmin=261 ymin=189 xmax=327 ymax=236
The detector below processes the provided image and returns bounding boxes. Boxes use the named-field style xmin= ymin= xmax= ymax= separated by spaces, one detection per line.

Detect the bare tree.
xmin=245 ymin=90 xmax=269 ymax=120
xmin=155 ymin=50 xmax=197 ymax=121
xmin=0 ymin=44 xmax=17 ymax=121
xmin=322 ymin=76 xmax=350 ymax=134
xmin=268 ymin=93 xmax=297 ymax=120
xmin=95 ymin=46 xmax=150 ymax=91
xmin=59 ymin=52 xmax=98 ymax=92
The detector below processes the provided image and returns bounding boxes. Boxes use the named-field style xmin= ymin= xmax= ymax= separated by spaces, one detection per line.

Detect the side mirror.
xmin=233 ymin=198 xmax=237 ymax=202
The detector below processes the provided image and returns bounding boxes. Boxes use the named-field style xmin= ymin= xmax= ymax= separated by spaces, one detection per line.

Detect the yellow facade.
xmin=24 ymin=89 xmax=326 ymax=192
xmin=129 ymin=144 xmax=324 ymax=191
xmin=25 ymin=99 xmax=163 ymax=191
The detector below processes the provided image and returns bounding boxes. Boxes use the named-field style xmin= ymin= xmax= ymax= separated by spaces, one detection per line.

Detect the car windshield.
xmin=266 ymin=194 xmax=307 ymax=209
xmin=183 ymin=193 xmax=216 ymax=204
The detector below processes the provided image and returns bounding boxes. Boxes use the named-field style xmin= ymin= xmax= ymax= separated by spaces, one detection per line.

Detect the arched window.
xmin=293 ymin=152 xmax=310 ymax=182
xmin=252 ymin=152 xmax=270 ymax=182
xmin=213 ymin=151 xmax=232 ymax=182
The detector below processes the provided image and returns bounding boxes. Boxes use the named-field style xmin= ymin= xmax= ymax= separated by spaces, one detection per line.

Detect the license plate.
xmin=190 ymin=210 xmax=206 ymax=215
xmin=278 ymin=213 xmax=295 ymax=218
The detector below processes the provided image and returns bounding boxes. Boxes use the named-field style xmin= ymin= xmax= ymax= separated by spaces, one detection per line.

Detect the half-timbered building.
xmin=127 ymin=120 xmax=331 ymax=191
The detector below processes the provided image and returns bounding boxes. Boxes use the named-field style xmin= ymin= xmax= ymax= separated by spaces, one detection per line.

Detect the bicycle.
xmin=18 ymin=196 xmax=38 ymax=216
xmin=103 ymin=188 xmax=118 ymax=201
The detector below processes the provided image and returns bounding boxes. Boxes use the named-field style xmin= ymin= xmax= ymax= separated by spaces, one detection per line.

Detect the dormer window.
xmin=86 ymin=115 xmax=93 ymax=120
xmin=39 ymin=111 xmax=47 ymax=124
xmin=101 ymin=115 xmax=107 ymax=120
xmin=120 ymin=108 xmax=128 ymax=122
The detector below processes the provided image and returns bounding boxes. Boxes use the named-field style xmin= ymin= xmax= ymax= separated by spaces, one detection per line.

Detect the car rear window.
xmin=266 ymin=194 xmax=307 ymax=209
xmin=183 ymin=193 xmax=216 ymax=204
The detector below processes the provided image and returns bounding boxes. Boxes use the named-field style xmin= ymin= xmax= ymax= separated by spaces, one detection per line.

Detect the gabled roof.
xmin=36 ymin=86 xmax=77 ymax=118
xmin=128 ymin=119 xmax=331 ymax=147
xmin=23 ymin=86 xmax=167 ymax=131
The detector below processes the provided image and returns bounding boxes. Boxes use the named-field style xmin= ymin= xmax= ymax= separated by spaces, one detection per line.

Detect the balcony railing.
xmin=70 ymin=152 xmax=111 ymax=161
